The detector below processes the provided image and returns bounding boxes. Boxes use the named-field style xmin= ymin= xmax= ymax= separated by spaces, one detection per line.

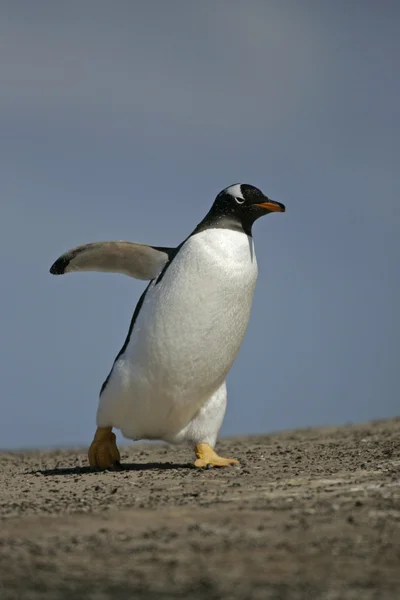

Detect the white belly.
xmin=97 ymin=229 xmax=258 ymax=440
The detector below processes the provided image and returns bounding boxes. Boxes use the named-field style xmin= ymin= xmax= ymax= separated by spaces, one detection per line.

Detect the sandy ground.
xmin=0 ymin=418 xmax=399 ymax=600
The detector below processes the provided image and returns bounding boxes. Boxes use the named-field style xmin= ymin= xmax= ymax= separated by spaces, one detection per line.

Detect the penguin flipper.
xmin=50 ymin=241 xmax=174 ymax=280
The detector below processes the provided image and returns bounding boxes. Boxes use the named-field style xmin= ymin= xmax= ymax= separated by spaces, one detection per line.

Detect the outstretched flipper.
xmin=50 ymin=241 xmax=174 ymax=280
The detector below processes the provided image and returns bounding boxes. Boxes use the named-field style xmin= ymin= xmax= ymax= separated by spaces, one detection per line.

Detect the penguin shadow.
xmin=30 ymin=461 xmax=193 ymax=477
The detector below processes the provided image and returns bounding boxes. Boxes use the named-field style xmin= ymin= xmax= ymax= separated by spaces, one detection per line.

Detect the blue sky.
xmin=1 ymin=1 xmax=399 ymax=449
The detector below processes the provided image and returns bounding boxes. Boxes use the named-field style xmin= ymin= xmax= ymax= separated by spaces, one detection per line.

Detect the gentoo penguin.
xmin=50 ymin=183 xmax=285 ymax=469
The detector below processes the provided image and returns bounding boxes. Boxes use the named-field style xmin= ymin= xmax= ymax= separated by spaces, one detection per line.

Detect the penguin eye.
xmin=235 ymin=197 xmax=245 ymax=205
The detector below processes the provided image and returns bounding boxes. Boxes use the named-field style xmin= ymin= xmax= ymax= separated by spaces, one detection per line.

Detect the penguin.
xmin=50 ymin=183 xmax=285 ymax=469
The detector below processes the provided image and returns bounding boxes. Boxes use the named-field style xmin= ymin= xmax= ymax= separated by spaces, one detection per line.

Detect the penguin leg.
xmin=194 ymin=443 xmax=239 ymax=468
xmin=172 ymin=382 xmax=239 ymax=468
xmin=88 ymin=427 xmax=121 ymax=470
xmin=192 ymin=384 xmax=239 ymax=468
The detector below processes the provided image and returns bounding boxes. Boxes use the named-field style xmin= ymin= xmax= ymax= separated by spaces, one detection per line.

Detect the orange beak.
xmin=255 ymin=200 xmax=286 ymax=212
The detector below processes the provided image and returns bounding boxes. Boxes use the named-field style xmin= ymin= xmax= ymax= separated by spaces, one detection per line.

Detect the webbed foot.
xmin=194 ymin=443 xmax=239 ymax=468
xmin=88 ymin=427 xmax=121 ymax=470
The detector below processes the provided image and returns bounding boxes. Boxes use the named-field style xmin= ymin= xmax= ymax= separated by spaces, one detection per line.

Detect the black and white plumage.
xmin=50 ymin=183 xmax=285 ymax=468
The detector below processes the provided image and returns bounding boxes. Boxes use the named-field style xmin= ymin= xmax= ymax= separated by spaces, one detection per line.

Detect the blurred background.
xmin=0 ymin=0 xmax=398 ymax=450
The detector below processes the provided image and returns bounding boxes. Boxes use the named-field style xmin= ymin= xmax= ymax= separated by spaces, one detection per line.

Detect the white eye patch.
xmin=225 ymin=183 xmax=244 ymax=201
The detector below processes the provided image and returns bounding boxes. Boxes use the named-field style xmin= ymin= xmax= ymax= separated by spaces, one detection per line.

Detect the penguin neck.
xmin=191 ymin=209 xmax=253 ymax=237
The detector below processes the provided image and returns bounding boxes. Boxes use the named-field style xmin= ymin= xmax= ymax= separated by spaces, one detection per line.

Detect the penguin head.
xmin=205 ymin=183 xmax=285 ymax=235
xmin=219 ymin=183 xmax=285 ymax=214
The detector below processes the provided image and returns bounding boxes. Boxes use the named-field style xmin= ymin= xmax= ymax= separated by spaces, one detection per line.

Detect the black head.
xmin=194 ymin=183 xmax=285 ymax=237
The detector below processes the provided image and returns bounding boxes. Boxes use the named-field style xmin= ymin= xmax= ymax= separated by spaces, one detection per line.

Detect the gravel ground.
xmin=1 ymin=418 xmax=399 ymax=599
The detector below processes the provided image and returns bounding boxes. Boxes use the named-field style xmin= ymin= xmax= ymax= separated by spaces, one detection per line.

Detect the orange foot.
xmin=194 ymin=443 xmax=239 ymax=468
xmin=88 ymin=427 xmax=121 ymax=470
